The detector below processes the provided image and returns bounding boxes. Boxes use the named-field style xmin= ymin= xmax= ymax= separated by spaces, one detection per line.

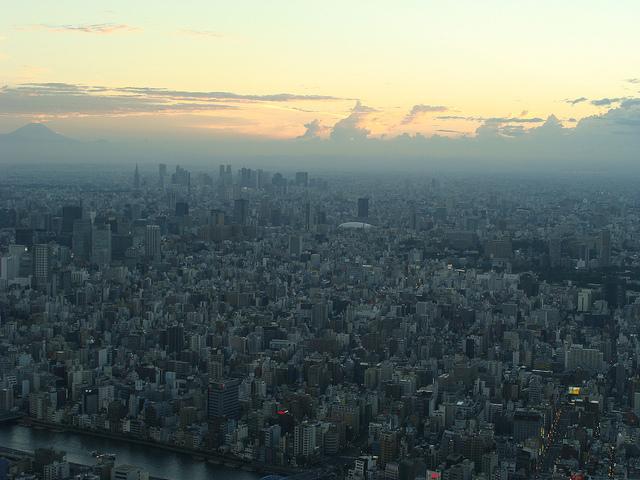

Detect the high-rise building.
xmin=61 ymin=205 xmax=82 ymax=234
xmin=15 ymin=228 xmax=35 ymax=247
xmin=91 ymin=223 xmax=112 ymax=266
xmin=599 ymin=229 xmax=611 ymax=267
xmin=167 ymin=324 xmax=184 ymax=354
xmin=548 ymin=237 xmax=561 ymax=268
xmin=32 ymin=244 xmax=50 ymax=286
xmin=357 ymin=197 xmax=369 ymax=218
xmin=295 ymin=171 xmax=309 ymax=187
xmin=175 ymin=201 xmax=189 ymax=217
xmin=0 ymin=254 xmax=20 ymax=281
xmin=207 ymin=378 xmax=241 ymax=419
xmin=133 ymin=164 xmax=140 ymax=190
xmin=158 ymin=163 xmax=167 ymax=189
xmin=565 ymin=344 xmax=604 ymax=372
xmin=379 ymin=430 xmax=397 ymax=468
xmin=234 ymin=199 xmax=249 ymax=225
xmin=304 ymin=202 xmax=311 ymax=231
xmin=294 ymin=421 xmax=318 ymax=458
xmin=72 ymin=219 xmax=92 ymax=260
xmin=145 ymin=225 xmax=161 ymax=262
xmin=289 ymin=235 xmax=303 ymax=257
xmin=577 ymin=289 xmax=592 ymax=312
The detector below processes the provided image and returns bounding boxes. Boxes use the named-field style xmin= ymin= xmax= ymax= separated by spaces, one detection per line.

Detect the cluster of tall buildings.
xmin=1 ymin=167 xmax=640 ymax=480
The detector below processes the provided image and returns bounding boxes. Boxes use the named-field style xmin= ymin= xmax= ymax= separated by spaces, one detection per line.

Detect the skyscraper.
xmin=91 ymin=223 xmax=112 ymax=266
xmin=158 ymin=163 xmax=167 ymax=189
xmin=72 ymin=219 xmax=92 ymax=260
xmin=207 ymin=378 xmax=241 ymax=419
xmin=133 ymin=164 xmax=140 ymax=190
xmin=357 ymin=197 xmax=369 ymax=218
xmin=289 ymin=235 xmax=303 ymax=257
xmin=295 ymin=171 xmax=309 ymax=187
xmin=234 ymin=198 xmax=249 ymax=225
xmin=145 ymin=225 xmax=161 ymax=262
xmin=62 ymin=205 xmax=82 ymax=234
xmin=32 ymin=244 xmax=50 ymax=287
xmin=167 ymin=324 xmax=184 ymax=354
xmin=599 ymin=229 xmax=611 ymax=267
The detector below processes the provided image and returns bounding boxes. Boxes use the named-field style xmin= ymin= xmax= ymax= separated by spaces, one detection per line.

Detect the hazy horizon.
xmin=1 ymin=1 xmax=640 ymax=171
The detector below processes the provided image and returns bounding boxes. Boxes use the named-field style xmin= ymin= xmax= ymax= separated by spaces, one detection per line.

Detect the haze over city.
xmin=2 ymin=3 xmax=640 ymax=480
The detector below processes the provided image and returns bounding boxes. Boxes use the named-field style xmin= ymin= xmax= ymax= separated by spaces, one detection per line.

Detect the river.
xmin=0 ymin=424 xmax=261 ymax=480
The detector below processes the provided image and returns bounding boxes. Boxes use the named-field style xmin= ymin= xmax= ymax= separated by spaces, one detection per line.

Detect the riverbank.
xmin=0 ymin=423 xmax=262 ymax=480
xmin=19 ymin=417 xmax=299 ymax=476
xmin=0 ymin=444 xmax=170 ymax=480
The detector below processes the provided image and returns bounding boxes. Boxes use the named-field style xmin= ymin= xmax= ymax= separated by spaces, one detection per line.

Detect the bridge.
xmin=260 ymin=470 xmax=335 ymax=480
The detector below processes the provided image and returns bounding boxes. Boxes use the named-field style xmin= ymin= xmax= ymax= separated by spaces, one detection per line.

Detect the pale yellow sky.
xmin=1 ymin=0 xmax=639 ymax=139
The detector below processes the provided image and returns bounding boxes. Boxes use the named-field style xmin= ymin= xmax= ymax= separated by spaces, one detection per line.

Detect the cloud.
xmin=0 ymin=83 xmax=346 ymax=117
xmin=626 ymin=78 xmax=639 ymax=84
xmin=590 ymin=97 xmax=624 ymax=107
xmin=436 ymin=115 xmax=543 ymax=124
xmin=566 ymin=97 xmax=588 ymax=106
xmin=330 ymin=101 xmax=374 ymax=141
xmin=179 ymin=29 xmax=224 ymax=38
xmin=402 ymin=104 xmax=448 ymax=124
xmin=297 ymin=119 xmax=328 ymax=139
xmin=114 ymin=86 xmax=343 ymax=102
xmin=27 ymin=23 xmax=140 ymax=34
xmin=0 ymin=83 xmax=235 ymax=116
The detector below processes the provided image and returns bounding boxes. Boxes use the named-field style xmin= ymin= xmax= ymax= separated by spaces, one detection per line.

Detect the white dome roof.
xmin=338 ymin=222 xmax=374 ymax=229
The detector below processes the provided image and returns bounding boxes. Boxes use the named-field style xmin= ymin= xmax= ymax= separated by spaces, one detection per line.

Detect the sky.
xmin=1 ymin=1 xmax=640 ymax=168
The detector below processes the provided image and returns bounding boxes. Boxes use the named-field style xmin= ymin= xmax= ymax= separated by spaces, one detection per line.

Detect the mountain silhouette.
xmin=2 ymin=123 xmax=73 ymax=143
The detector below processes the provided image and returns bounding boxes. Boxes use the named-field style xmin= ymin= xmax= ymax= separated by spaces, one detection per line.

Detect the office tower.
xmin=577 ymin=289 xmax=592 ymax=312
xmin=0 ymin=208 xmax=16 ymax=228
xmin=289 ymin=235 xmax=303 ymax=257
xmin=133 ymin=164 xmax=140 ymax=190
xmin=172 ymin=165 xmax=191 ymax=190
xmin=32 ymin=244 xmax=50 ymax=286
xmin=175 ymin=201 xmax=189 ymax=217
xmin=234 ymin=198 xmax=249 ymax=225
xmin=207 ymin=378 xmax=241 ymax=419
xmin=548 ymin=237 xmax=561 ymax=268
xmin=15 ymin=228 xmax=34 ymax=247
xmin=304 ymin=201 xmax=311 ymax=231
xmin=145 ymin=225 xmax=161 ymax=262
xmin=410 ymin=205 xmax=417 ymax=230
xmin=91 ymin=223 xmax=112 ymax=266
xmin=295 ymin=171 xmax=309 ymax=187
xmin=379 ymin=430 xmax=398 ymax=468
xmin=61 ymin=205 xmax=82 ymax=234
xmin=239 ymin=167 xmax=256 ymax=188
xmin=357 ymin=197 xmax=369 ymax=218
xmin=599 ymin=229 xmax=611 ymax=267
xmin=158 ymin=163 xmax=167 ymax=188
xmin=512 ymin=410 xmax=543 ymax=442
xmin=565 ymin=345 xmax=604 ymax=372
xmin=167 ymin=324 xmax=184 ymax=353
xmin=0 ymin=254 xmax=20 ymax=281
xmin=218 ymin=164 xmax=232 ymax=186
xmin=72 ymin=219 xmax=92 ymax=260
xmin=209 ymin=209 xmax=225 ymax=226
xmin=312 ymin=302 xmax=328 ymax=330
